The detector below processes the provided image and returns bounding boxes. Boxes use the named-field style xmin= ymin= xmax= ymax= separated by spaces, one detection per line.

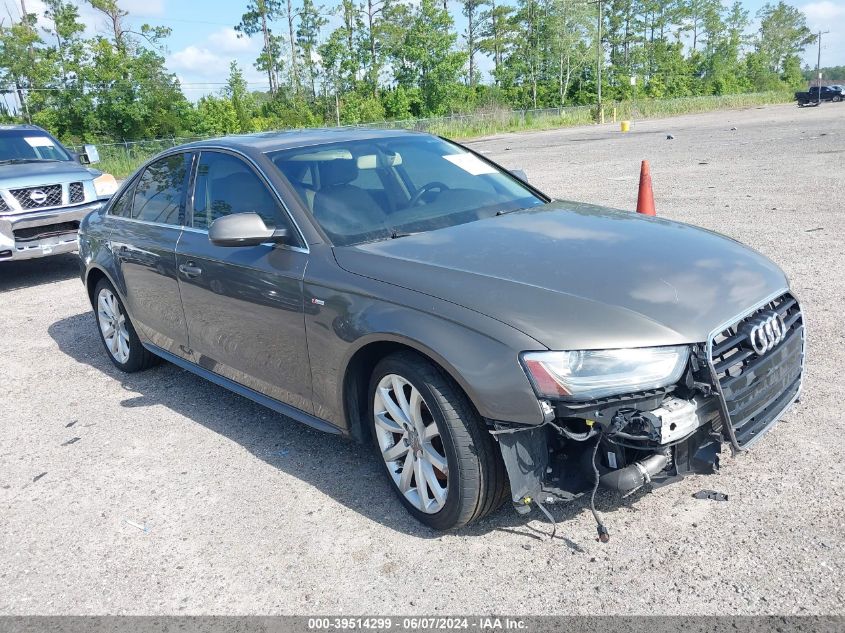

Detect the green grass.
xmin=439 ymin=91 xmax=795 ymax=140
xmin=96 ymin=91 xmax=794 ymax=178
xmin=97 ymin=150 xmax=155 ymax=180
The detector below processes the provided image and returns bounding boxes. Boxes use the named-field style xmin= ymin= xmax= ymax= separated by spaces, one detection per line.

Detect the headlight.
xmin=92 ymin=173 xmax=118 ymax=198
xmin=521 ymin=346 xmax=690 ymax=401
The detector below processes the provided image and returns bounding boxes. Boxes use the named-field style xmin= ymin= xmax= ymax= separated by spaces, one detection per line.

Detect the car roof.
xmin=178 ymin=127 xmax=428 ymax=154
xmin=0 ymin=124 xmax=47 ymax=132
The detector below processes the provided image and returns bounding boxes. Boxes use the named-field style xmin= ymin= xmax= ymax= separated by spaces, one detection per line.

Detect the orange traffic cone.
xmin=636 ymin=160 xmax=656 ymax=216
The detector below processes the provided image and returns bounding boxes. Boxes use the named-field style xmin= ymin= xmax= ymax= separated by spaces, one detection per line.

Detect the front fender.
xmin=303 ymin=248 xmax=547 ymax=431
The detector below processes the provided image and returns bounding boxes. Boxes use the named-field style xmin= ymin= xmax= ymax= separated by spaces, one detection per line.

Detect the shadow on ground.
xmin=48 ymin=310 xmax=637 ymax=543
xmin=0 ymin=254 xmax=80 ymax=292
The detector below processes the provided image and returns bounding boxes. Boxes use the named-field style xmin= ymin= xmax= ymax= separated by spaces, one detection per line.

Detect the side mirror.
xmin=510 ymin=169 xmax=528 ymax=183
xmin=208 ymin=212 xmax=288 ymax=247
xmin=80 ymin=144 xmax=100 ymax=165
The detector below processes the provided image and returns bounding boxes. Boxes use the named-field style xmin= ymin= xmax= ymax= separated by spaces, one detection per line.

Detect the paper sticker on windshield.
xmin=443 ymin=153 xmax=497 ymax=176
xmin=24 ymin=136 xmax=56 ymax=148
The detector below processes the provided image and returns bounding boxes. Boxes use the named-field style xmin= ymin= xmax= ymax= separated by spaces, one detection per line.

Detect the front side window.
xmin=129 ymin=153 xmax=192 ymax=225
xmin=191 ymin=151 xmax=284 ymax=231
xmin=268 ymin=135 xmax=546 ymax=246
xmin=0 ymin=130 xmax=72 ymax=163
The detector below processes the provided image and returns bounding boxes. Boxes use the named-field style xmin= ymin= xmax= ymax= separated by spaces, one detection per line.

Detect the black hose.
xmin=590 ymin=434 xmax=610 ymax=543
xmin=599 ymin=453 xmax=670 ymax=493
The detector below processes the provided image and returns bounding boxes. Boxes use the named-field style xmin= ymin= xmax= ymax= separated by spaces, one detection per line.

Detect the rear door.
xmin=175 ymin=150 xmax=313 ymax=413
xmin=109 ymin=152 xmax=193 ymax=357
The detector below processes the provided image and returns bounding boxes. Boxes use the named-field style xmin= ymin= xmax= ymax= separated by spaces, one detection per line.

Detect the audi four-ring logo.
xmin=743 ymin=311 xmax=787 ymax=356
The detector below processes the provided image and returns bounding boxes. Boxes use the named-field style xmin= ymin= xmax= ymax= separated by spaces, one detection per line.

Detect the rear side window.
xmin=129 ymin=153 xmax=192 ymax=225
xmin=108 ymin=184 xmax=135 ymax=218
xmin=191 ymin=151 xmax=284 ymax=231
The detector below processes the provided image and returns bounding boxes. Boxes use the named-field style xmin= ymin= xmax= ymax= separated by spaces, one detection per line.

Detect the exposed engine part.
xmin=651 ymin=397 xmax=701 ymax=444
xmin=599 ymin=451 xmax=671 ymax=493
xmin=606 ymin=397 xmax=702 ymax=446
xmin=608 ymin=409 xmax=661 ymax=442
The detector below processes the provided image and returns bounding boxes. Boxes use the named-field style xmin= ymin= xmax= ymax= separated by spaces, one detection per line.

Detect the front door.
xmin=175 ymin=150 xmax=313 ymax=413
xmin=108 ymin=152 xmax=193 ymax=357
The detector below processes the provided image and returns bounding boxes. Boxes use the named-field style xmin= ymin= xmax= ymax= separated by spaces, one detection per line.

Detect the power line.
xmin=121 ymin=16 xmax=235 ymax=27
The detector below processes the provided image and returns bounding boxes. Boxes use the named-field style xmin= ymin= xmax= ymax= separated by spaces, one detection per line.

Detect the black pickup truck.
xmin=795 ymin=85 xmax=845 ymax=106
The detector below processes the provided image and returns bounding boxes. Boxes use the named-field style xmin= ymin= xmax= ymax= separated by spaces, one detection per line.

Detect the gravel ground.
xmin=1 ymin=103 xmax=843 ymax=616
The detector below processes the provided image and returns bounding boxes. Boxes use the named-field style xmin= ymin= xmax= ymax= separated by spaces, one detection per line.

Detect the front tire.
xmin=368 ymin=352 xmax=508 ymax=530
xmin=93 ymin=278 xmax=159 ymax=372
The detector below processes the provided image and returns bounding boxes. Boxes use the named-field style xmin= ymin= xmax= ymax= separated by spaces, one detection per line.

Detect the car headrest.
xmin=320 ymin=159 xmax=358 ymax=187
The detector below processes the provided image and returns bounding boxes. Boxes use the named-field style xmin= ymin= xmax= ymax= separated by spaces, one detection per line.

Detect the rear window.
xmin=128 ymin=153 xmax=192 ymax=225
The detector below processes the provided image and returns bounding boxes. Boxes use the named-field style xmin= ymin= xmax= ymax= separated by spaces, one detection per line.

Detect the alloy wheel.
xmin=373 ymin=374 xmax=449 ymax=514
xmin=97 ymin=288 xmax=130 ymax=364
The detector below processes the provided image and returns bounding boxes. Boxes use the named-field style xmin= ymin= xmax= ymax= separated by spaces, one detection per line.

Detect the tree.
xmin=224 ymin=61 xmax=255 ymax=132
xmin=462 ymin=0 xmax=489 ymax=87
xmin=363 ymin=0 xmax=392 ymax=97
xmin=195 ymin=95 xmax=240 ymax=135
xmin=283 ymin=0 xmax=300 ymax=92
xmin=548 ymin=0 xmax=592 ymax=105
xmin=298 ymin=0 xmax=327 ymax=99
xmin=390 ymin=0 xmax=465 ymax=115
xmin=753 ymin=2 xmax=815 ymax=78
xmin=237 ymin=0 xmax=283 ymax=95
xmin=479 ymin=0 xmax=515 ymax=82
xmin=0 ymin=4 xmax=43 ymax=122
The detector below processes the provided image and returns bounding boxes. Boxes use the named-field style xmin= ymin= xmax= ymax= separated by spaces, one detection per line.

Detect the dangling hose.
xmin=590 ymin=433 xmax=610 ymax=543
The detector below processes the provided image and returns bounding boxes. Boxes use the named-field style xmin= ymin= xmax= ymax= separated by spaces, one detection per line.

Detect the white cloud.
xmin=18 ymin=0 xmax=101 ymax=38
xmin=207 ymin=28 xmax=259 ymax=54
xmin=801 ymin=1 xmax=845 ymax=66
xmin=801 ymin=1 xmax=845 ymax=24
xmin=168 ymin=45 xmax=223 ymax=73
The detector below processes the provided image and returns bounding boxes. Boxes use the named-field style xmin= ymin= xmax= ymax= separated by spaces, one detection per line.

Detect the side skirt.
xmin=143 ymin=343 xmax=343 ymax=436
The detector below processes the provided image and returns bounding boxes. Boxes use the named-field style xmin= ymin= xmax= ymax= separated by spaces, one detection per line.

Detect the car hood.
xmin=0 ymin=161 xmax=93 ymax=188
xmin=333 ymin=201 xmax=790 ymax=350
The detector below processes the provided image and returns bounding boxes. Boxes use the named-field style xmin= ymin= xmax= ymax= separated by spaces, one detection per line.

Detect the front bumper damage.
xmin=0 ymin=201 xmax=104 ymax=262
xmin=494 ymin=390 xmax=723 ymax=512
xmin=492 ymin=291 xmax=805 ymax=531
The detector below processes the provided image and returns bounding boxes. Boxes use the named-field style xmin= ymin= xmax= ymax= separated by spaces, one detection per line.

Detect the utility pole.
xmin=816 ymin=30 xmax=829 ymax=106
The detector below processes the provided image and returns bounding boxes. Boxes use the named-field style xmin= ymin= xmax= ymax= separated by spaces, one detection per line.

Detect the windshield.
xmin=0 ymin=130 xmax=72 ymax=163
xmin=267 ymin=135 xmax=546 ymax=246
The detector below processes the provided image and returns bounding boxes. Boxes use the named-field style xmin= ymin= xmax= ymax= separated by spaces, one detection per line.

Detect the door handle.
xmin=179 ymin=262 xmax=203 ymax=278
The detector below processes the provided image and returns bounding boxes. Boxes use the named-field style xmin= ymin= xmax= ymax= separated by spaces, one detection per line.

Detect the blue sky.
xmin=17 ymin=0 xmax=845 ymax=99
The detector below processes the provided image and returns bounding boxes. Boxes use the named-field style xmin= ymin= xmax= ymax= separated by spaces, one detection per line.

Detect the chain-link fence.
xmin=69 ymin=92 xmax=791 ymax=177
xmin=66 ymin=106 xmax=599 ymax=177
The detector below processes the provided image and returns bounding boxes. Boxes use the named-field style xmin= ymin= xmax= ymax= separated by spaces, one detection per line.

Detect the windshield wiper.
xmin=0 ymin=158 xmax=61 ymax=165
xmin=390 ymin=230 xmax=415 ymax=239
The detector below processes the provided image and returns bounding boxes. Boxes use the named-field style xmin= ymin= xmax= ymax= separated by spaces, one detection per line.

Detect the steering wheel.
xmin=408 ymin=181 xmax=450 ymax=207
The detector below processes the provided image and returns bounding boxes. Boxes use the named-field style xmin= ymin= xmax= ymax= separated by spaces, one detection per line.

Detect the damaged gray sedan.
xmin=77 ymin=130 xmax=805 ymax=535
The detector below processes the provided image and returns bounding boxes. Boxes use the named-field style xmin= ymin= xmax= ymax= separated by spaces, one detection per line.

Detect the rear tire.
xmin=368 ymin=351 xmax=508 ymax=530
xmin=93 ymin=278 xmax=159 ymax=373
